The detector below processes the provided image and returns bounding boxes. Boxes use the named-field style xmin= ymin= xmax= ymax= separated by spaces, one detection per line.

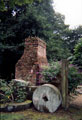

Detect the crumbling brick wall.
xmin=15 ymin=37 xmax=48 ymax=85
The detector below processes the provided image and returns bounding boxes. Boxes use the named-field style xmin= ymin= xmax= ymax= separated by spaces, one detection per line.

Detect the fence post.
xmin=61 ymin=59 xmax=69 ymax=109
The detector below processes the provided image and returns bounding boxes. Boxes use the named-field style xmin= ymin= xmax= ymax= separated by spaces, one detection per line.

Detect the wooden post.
xmin=61 ymin=59 xmax=69 ymax=109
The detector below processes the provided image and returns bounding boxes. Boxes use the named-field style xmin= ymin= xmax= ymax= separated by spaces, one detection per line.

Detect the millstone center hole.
xmin=43 ymin=96 xmax=48 ymax=102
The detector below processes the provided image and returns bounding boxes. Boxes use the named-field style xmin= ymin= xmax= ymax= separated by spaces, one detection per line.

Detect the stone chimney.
xmin=15 ymin=37 xmax=48 ymax=85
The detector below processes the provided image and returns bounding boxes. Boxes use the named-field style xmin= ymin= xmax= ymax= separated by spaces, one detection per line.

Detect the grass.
xmin=1 ymin=106 xmax=82 ymax=120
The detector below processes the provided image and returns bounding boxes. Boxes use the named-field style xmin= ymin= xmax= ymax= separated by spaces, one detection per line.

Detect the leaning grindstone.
xmin=33 ymin=84 xmax=62 ymax=113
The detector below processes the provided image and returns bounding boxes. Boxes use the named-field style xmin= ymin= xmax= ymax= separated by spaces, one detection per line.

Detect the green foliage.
xmin=0 ymin=0 xmax=71 ymax=60
xmin=0 ymin=0 xmax=41 ymax=11
xmin=68 ymin=65 xmax=82 ymax=93
xmin=47 ymin=37 xmax=71 ymax=60
xmin=73 ymin=38 xmax=82 ymax=68
xmin=41 ymin=62 xmax=61 ymax=82
xmin=11 ymin=81 xmax=28 ymax=103
xmin=0 ymin=79 xmax=13 ymax=103
xmin=62 ymin=26 xmax=82 ymax=53
xmin=0 ymin=79 xmax=28 ymax=103
xmin=40 ymin=62 xmax=81 ymax=93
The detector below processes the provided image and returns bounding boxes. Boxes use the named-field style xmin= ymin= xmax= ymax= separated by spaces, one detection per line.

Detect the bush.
xmin=0 ymin=79 xmax=28 ymax=103
xmin=73 ymin=39 xmax=82 ymax=69
xmin=11 ymin=81 xmax=28 ymax=103
xmin=40 ymin=62 xmax=82 ymax=93
xmin=68 ymin=65 xmax=82 ymax=93
xmin=41 ymin=61 xmax=61 ymax=82
xmin=0 ymin=79 xmax=13 ymax=103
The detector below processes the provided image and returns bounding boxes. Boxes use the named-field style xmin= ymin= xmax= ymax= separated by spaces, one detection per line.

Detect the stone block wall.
xmin=15 ymin=37 xmax=48 ymax=85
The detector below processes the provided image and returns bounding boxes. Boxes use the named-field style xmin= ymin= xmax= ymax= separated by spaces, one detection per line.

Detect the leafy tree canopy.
xmin=73 ymin=38 xmax=82 ymax=68
xmin=0 ymin=0 xmax=71 ymax=61
xmin=64 ymin=26 xmax=82 ymax=53
xmin=0 ymin=0 xmax=41 ymax=11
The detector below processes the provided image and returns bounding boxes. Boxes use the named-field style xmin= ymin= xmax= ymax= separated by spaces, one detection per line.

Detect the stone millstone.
xmin=32 ymin=84 xmax=62 ymax=113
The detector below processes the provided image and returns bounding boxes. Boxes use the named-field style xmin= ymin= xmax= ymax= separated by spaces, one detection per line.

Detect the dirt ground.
xmin=70 ymin=94 xmax=82 ymax=108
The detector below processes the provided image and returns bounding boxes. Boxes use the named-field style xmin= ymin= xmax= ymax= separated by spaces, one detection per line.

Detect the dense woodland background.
xmin=0 ymin=0 xmax=82 ymax=81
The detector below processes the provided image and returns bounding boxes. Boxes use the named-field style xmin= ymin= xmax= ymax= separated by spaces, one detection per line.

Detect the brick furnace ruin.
xmin=15 ymin=37 xmax=48 ymax=85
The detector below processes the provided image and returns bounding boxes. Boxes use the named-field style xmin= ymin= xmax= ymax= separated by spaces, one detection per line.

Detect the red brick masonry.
xmin=15 ymin=37 xmax=48 ymax=85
